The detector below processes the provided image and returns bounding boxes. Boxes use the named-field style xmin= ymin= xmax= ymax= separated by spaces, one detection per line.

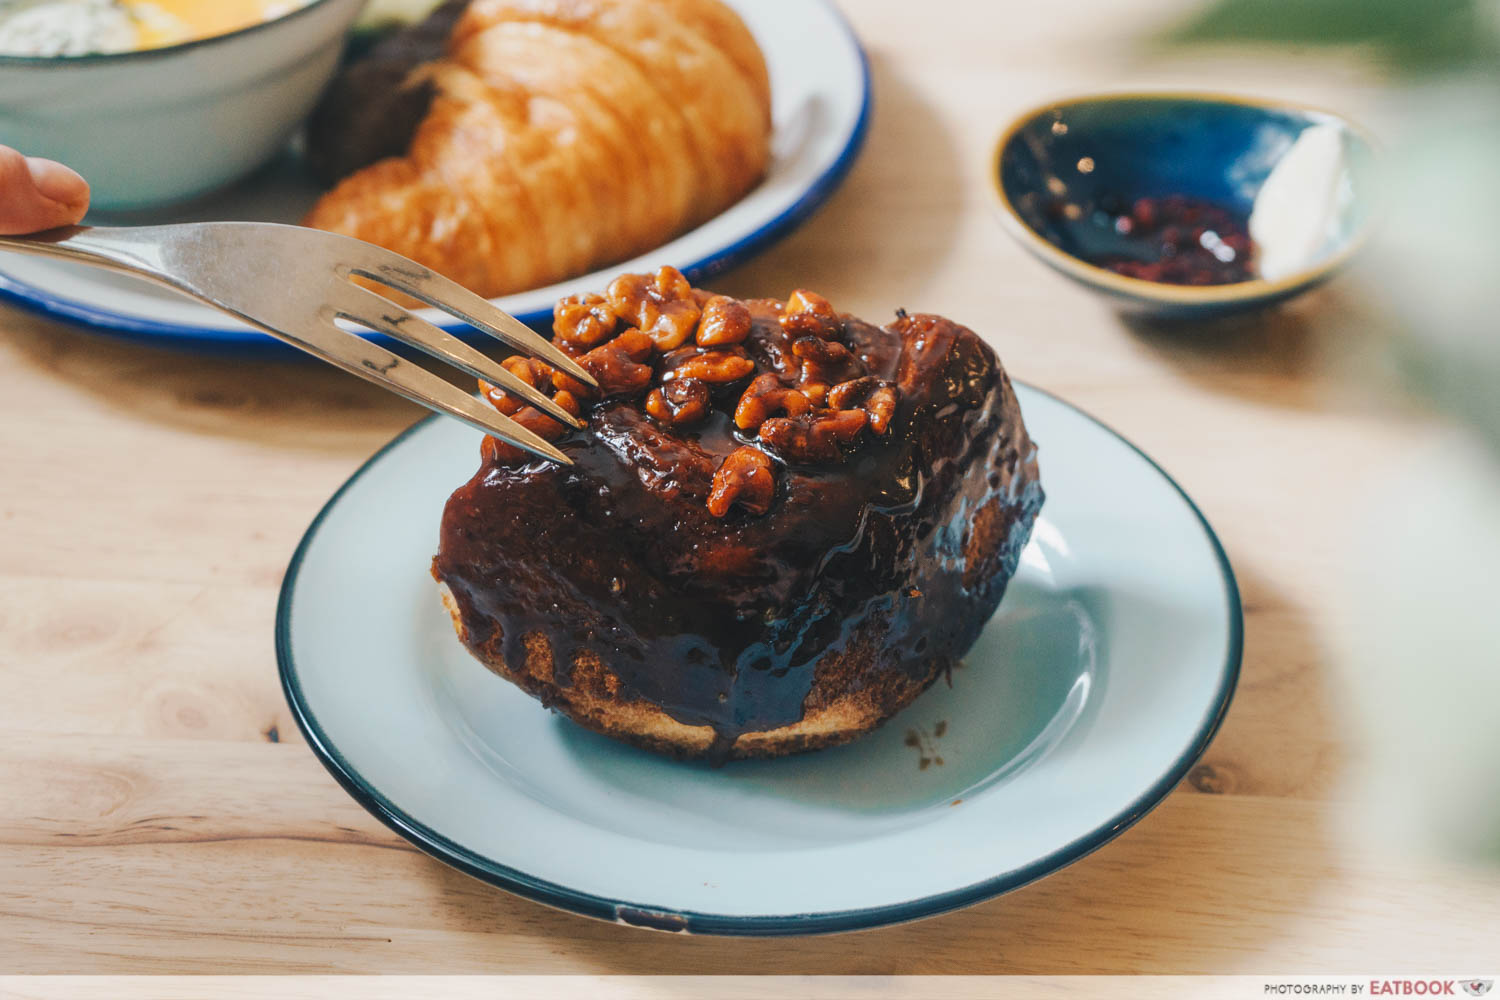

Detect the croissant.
xmin=302 ymin=0 xmax=772 ymax=300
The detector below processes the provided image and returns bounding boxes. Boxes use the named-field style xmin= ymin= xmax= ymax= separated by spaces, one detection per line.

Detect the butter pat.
xmin=0 ymin=0 xmax=135 ymax=56
xmin=0 ymin=0 xmax=311 ymax=55
xmin=1249 ymin=123 xmax=1351 ymax=281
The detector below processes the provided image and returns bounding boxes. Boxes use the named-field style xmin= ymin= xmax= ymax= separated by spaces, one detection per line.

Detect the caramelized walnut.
xmin=479 ymin=378 xmax=522 ymax=416
xmin=696 ymin=295 xmax=752 ymax=347
xmin=552 ymin=389 xmax=585 ymax=418
xmin=479 ymin=356 xmax=555 ymax=416
xmin=734 ymin=372 xmax=812 ymax=430
xmin=609 ymin=328 xmax=655 ymax=362
xmin=791 ymin=335 xmax=860 ymax=387
xmin=646 ymin=378 xmax=712 ymax=427
xmin=550 ymin=368 xmax=591 ymax=399
xmin=503 ymin=354 xmax=552 ymax=387
xmin=553 ymin=292 xmax=617 ymax=349
xmin=759 ymin=408 xmax=869 ymax=463
xmin=780 ymin=289 xmax=841 ymax=340
xmin=607 ymin=266 xmax=701 ymax=351
xmin=800 ymin=381 xmax=830 ymax=407
xmin=867 ymin=390 xmax=897 ymax=435
xmin=828 ymin=376 xmax=899 ymax=434
xmin=707 ymin=445 xmax=776 ymax=518
xmin=661 ymin=348 xmax=756 ymax=385
xmin=558 ymin=328 xmax=654 ymax=398
xmin=476 ymin=278 xmax=905 ymax=507
xmin=479 ymin=392 xmax=580 ymax=464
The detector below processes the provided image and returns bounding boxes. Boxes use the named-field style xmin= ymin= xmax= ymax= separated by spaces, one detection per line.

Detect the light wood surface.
xmin=2 ymin=0 xmax=1497 ymax=976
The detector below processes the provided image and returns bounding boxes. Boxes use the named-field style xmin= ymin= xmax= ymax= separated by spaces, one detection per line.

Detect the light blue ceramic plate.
xmin=0 ymin=0 xmax=869 ymax=351
xmin=277 ymin=384 xmax=1242 ymax=935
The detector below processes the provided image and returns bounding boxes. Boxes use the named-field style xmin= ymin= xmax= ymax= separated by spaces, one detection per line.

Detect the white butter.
xmin=1249 ymin=123 xmax=1351 ymax=281
xmin=0 ymin=0 xmax=136 ymax=55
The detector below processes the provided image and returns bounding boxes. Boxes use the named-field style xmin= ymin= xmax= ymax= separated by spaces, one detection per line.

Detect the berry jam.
xmin=1089 ymin=195 xmax=1255 ymax=285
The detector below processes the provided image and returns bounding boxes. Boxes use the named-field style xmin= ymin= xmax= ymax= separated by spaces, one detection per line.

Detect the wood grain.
xmin=2 ymin=0 xmax=1498 ymax=975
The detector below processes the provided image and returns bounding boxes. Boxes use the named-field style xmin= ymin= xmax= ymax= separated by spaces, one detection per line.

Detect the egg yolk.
xmin=129 ymin=0 xmax=301 ymax=49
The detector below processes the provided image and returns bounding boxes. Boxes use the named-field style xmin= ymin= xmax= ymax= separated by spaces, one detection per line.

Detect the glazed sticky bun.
xmin=432 ymin=268 xmax=1043 ymax=761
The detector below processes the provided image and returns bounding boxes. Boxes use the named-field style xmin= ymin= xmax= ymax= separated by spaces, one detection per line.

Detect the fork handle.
xmin=0 ymin=225 xmax=183 ymax=290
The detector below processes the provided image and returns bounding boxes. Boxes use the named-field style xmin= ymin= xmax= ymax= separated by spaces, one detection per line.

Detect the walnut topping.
xmin=660 ymin=347 xmax=755 ymax=385
xmin=734 ymin=372 xmax=811 ymax=430
xmin=565 ymin=329 xmax=654 ymax=398
xmin=708 ymin=445 xmax=776 ymax=517
xmin=553 ymin=292 xmax=617 ymax=349
xmin=607 ymin=266 xmax=701 ymax=351
xmin=552 ymin=389 xmax=585 ymax=418
xmin=480 ymin=379 xmax=521 ymax=416
xmin=759 ymin=408 xmax=869 ymax=463
xmin=781 ymin=289 xmax=841 ymax=340
xmin=696 ymin=295 xmax=752 ymax=347
xmin=646 ymin=378 xmax=711 ymax=427
xmin=825 ymin=375 xmax=873 ymax=409
xmin=827 ymin=376 xmax=899 ymax=435
xmin=791 ymin=335 xmax=860 ymax=387
xmin=480 ymin=277 xmax=902 ymax=517
xmin=480 ymin=392 xmax=580 ymax=464
xmin=481 ymin=357 xmax=553 ymax=415
xmin=503 ymin=354 xmax=552 ymax=387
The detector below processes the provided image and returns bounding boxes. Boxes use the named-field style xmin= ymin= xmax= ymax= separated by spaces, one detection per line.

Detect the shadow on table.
xmin=0 ymin=309 xmax=421 ymax=452
xmin=413 ymin=564 xmax=1340 ymax=973
xmin=1120 ymin=283 xmax=1382 ymax=413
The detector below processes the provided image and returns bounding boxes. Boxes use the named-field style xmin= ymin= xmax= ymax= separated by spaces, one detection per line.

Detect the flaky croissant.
xmin=302 ymin=0 xmax=772 ymax=300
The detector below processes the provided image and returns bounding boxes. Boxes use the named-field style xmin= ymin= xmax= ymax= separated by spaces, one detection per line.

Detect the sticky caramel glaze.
xmin=433 ymin=305 xmax=1044 ymax=755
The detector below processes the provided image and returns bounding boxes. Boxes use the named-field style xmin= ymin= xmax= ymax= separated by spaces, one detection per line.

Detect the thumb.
xmin=0 ymin=146 xmax=90 ymax=235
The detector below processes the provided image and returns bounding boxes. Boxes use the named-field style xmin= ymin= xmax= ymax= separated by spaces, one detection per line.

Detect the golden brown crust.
xmin=303 ymin=0 xmax=771 ymax=300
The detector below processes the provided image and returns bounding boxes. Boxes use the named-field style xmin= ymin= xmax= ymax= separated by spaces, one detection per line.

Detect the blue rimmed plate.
xmin=276 ymin=384 xmax=1242 ymax=935
xmin=0 ymin=0 xmax=870 ymax=350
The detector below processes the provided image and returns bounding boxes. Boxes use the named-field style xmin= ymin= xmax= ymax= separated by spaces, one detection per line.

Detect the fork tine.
xmin=259 ymin=316 xmax=571 ymax=465
xmin=345 ymin=251 xmax=599 ymax=389
xmin=327 ymin=282 xmax=583 ymax=430
xmin=0 ymin=222 xmax=575 ymax=464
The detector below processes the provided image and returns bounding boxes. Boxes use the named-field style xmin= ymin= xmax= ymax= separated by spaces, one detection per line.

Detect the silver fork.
xmin=0 ymin=222 xmax=595 ymax=464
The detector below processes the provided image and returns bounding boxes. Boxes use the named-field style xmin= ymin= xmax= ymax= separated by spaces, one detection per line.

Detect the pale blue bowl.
xmin=0 ymin=0 xmax=365 ymax=211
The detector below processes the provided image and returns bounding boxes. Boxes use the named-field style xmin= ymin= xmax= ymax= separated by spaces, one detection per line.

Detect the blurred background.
xmin=1162 ymin=0 xmax=1500 ymax=870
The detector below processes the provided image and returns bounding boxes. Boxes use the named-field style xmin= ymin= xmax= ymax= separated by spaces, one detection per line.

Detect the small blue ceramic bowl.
xmin=990 ymin=92 xmax=1379 ymax=319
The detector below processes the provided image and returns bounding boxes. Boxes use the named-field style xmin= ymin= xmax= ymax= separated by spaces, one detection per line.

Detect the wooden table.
xmin=3 ymin=0 xmax=1497 ymax=976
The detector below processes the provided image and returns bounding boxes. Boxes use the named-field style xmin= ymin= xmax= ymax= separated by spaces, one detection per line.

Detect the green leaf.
xmin=1166 ymin=0 xmax=1499 ymax=71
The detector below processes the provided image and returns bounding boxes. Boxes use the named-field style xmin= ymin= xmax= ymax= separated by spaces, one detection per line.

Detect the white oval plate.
xmin=276 ymin=384 xmax=1242 ymax=935
xmin=0 ymin=0 xmax=869 ymax=349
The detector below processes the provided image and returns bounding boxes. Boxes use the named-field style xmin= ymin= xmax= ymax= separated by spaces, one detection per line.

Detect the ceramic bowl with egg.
xmin=0 ymin=0 xmax=366 ymax=211
xmin=990 ymin=92 xmax=1379 ymax=319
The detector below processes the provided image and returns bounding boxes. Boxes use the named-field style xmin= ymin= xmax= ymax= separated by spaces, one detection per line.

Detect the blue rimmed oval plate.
xmin=0 ymin=0 xmax=870 ymax=350
xmin=276 ymin=383 xmax=1242 ymax=935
